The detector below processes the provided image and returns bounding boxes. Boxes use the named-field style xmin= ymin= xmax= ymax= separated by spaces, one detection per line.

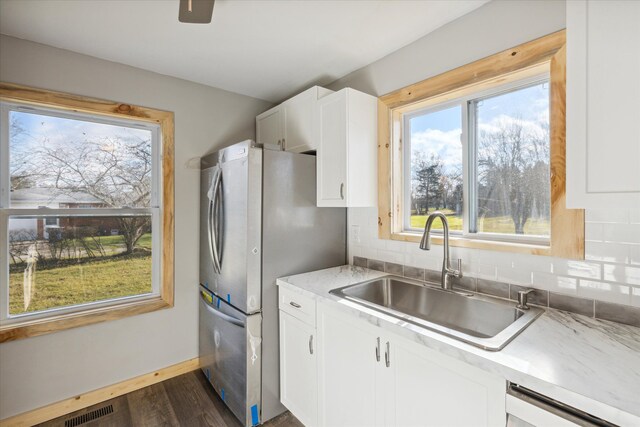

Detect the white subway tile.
xmin=533 ymin=271 xmax=578 ymax=293
xmin=476 ymin=250 xmax=515 ymax=268
xmin=350 ymin=246 xmax=362 ymax=259
xmin=629 ymin=245 xmax=640 ymax=266
xmin=585 ymin=209 xmax=629 ymax=224
xmin=603 ymin=264 xmax=640 ymax=286
xmin=497 ymin=267 xmax=532 ymax=286
xmin=475 ymin=264 xmax=497 ymax=280
xmin=603 ymin=223 xmax=640 ymax=244
xmin=385 ymin=239 xmax=408 ymax=253
xmin=585 ymin=241 xmax=629 ymax=264
xmin=361 ymin=246 xmax=378 ymax=260
xmin=578 ymin=280 xmax=631 ymax=305
xmin=552 ymin=259 xmax=601 ymax=279
xmin=376 ymin=249 xmax=405 ymax=264
xmin=629 ymin=210 xmax=640 ymax=224
xmin=511 ymin=254 xmax=553 ymax=273
xmin=422 ymin=256 xmax=443 ymax=271
xmin=585 ymin=223 xmax=604 ymax=241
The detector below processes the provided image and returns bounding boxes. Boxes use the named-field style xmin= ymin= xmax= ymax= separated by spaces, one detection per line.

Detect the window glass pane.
xmin=408 ymin=105 xmax=463 ymax=231
xmin=475 ymin=82 xmax=550 ymax=236
xmin=8 ymin=215 xmax=153 ymax=315
xmin=9 ymin=110 xmax=153 ymax=208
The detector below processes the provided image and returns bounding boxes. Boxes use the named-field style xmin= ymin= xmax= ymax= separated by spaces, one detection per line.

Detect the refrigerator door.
xmin=199 ymin=286 xmax=262 ymax=427
xmin=260 ymin=149 xmax=347 ymax=422
xmin=200 ymin=140 xmax=262 ymax=314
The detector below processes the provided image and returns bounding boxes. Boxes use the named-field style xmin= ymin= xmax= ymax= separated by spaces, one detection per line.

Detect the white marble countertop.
xmin=277 ymin=265 xmax=640 ymax=426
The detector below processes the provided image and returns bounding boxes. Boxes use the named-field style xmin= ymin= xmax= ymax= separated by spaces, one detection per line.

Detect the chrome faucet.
xmin=419 ymin=212 xmax=462 ymax=290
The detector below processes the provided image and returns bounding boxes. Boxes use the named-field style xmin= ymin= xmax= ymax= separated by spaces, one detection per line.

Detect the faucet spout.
xmin=419 ymin=211 xmax=462 ymax=290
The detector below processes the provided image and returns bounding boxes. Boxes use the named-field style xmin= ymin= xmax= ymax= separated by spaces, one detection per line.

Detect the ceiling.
xmin=0 ymin=0 xmax=487 ymax=102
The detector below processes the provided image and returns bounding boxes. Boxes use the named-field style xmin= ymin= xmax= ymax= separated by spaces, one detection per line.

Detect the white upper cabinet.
xmin=315 ymin=88 xmax=377 ymax=207
xmin=256 ymin=106 xmax=283 ymax=148
xmin=256 ymin=86 xmax=333 ymax=153
xmin=566 ymin=0 xmax=640 ymax=208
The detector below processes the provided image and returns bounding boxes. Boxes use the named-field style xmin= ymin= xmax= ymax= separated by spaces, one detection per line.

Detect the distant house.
xmin=9 ymin=188 xmax=120 ymax=240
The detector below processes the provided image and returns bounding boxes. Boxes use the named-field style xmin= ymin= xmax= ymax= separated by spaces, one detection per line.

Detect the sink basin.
xmin=330 ymin=276 xmax=543 ymax=351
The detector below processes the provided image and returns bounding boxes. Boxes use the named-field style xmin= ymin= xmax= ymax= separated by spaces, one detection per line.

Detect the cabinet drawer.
xmin=279 ymin=287 xmax=316 ymax=326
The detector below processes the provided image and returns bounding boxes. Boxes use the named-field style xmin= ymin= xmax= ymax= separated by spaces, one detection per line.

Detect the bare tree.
xmin=15 ymin=120 xmax=152 ymax=254
xmin=477 ymin=118 xmax=549 ymax=234
xmin=9 ymin=229 xmax=37 ymax=265
xmin=9 ymin=116 xmax=38 ymax=190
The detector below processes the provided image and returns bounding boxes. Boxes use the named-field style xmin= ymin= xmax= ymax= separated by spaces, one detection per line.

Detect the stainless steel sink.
xmin=330 ymin=276 xmax=543 ymax=351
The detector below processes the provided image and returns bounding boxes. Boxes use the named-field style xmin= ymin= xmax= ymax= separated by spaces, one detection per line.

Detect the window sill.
xmin=390 ymin=231 xmax=552 ymax=256
xmin=0 ymin=296 xmax=172 ymax=343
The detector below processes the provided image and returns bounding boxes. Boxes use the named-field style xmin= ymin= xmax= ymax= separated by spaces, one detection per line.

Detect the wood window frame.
xmin=377 ymin=30 xmax=585 ymax=259
xmin=0 ymin=83 xmax=175 ymax=342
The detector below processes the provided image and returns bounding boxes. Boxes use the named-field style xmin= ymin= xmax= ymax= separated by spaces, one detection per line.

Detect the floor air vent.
xmin=64 ymin=404 xmax=114 ymax=427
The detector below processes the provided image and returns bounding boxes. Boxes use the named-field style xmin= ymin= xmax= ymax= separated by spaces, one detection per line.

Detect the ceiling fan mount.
xmin=179 ymin=0 xmax=215 ymax=24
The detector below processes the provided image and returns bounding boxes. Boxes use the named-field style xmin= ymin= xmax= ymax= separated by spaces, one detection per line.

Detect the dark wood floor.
xmin=37 ymin=371 xmax=303 ymax=427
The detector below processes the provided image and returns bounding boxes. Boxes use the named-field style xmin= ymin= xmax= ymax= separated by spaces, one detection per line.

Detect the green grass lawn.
xmin=9 ymin=254 xmax=152 ymax=315
xmin=83 ymin=233 xmax=152 ymax=251
xmin=410 ymin=214 xmax=549 ymax=235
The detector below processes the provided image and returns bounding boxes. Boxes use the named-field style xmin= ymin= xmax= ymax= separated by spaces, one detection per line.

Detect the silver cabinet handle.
xmin=282 ymin=138 xmax=286 ymax=151
xmin=340 ymin=183 xmax=344 ymax=200
xmin=289 ymin=301 xmax=301 ymax=309
xmin=375 ymin=337 xmax=380 ymax=362
xmin=309 ymin=335 xmax=314 ymax=355
xmin=384 ymin=341 xmax=390 ymax=367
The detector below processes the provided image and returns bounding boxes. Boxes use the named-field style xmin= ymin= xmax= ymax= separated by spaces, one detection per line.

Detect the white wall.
xmin=0 ymin=35 xmax=271 ymax=419
xmin=329 ymin=0 xmax=640 ymax=308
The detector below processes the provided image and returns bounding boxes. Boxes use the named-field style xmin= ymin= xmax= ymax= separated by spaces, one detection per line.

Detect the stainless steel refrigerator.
xmin=199 ymin=140 xmax=346 ymax=426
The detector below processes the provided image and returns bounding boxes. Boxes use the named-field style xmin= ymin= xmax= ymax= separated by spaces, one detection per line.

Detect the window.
xmin=378 ymin=31 xmax=585 ymax=258
xmin=0 ymin=83 xmax=175 ymax=342
xmin=404 ymin=78 xmax=551 ymax=244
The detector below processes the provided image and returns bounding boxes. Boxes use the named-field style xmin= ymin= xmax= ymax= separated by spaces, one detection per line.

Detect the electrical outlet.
xmin=351 ymin=225 xmax=361 ymax=244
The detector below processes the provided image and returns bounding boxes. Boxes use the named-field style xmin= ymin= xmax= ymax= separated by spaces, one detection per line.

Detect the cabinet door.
xmin=279 ymin=311 xmax=317 ymax=427
xmin=283 ymin=89 xmax=315 ymax=153
xmin=317 ymin=305 xmax=380 ymax=427
xmin=566 ymin=0 xmax=640 ymax=208
xmin=316 ymin=91 xmax=347 ymax=207
xmin=257 ymin=106 xmax=284 ymax=148
xmin=388 ymin=338 xmax=506 ymax=427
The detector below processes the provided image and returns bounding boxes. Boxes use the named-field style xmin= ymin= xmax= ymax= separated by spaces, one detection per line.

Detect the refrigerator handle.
xmin=207 ymin=198 xmax=218 ymax=273
xmin=215 ymin=168 xmax=224 ymax=269
xmin=209 ymin=167 xmax=222 ymax=273
xmin=200 ymin=293 xmax=245 ymax=327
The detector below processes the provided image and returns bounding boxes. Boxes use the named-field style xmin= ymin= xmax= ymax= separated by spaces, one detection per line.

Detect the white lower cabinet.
xmin=389 ymin=338 xmax=506 ymax=427
xmin=313 ymin=302 xmax=506 ymax=427
xmin=279 ymin=310 xmax=317 ymax=427
xmin=317 ymin=304 xmax=380 ymax=427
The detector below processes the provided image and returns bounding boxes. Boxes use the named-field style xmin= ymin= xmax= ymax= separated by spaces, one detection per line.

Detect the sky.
xmin=9 ymin=110 xmax=154 ymax=205
xmin=409 ymin=81 xmax=550 ymax=174
xmin=10 ymin=110 xmax=152 ymax=154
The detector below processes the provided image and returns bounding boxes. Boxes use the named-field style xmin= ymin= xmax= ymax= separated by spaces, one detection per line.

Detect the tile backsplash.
xmin=348 ymin=207 xmax=640 ymax=325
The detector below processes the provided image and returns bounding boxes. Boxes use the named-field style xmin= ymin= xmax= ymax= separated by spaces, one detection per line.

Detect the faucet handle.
xmin=447 ymin=259 xmax=463 ymax=278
